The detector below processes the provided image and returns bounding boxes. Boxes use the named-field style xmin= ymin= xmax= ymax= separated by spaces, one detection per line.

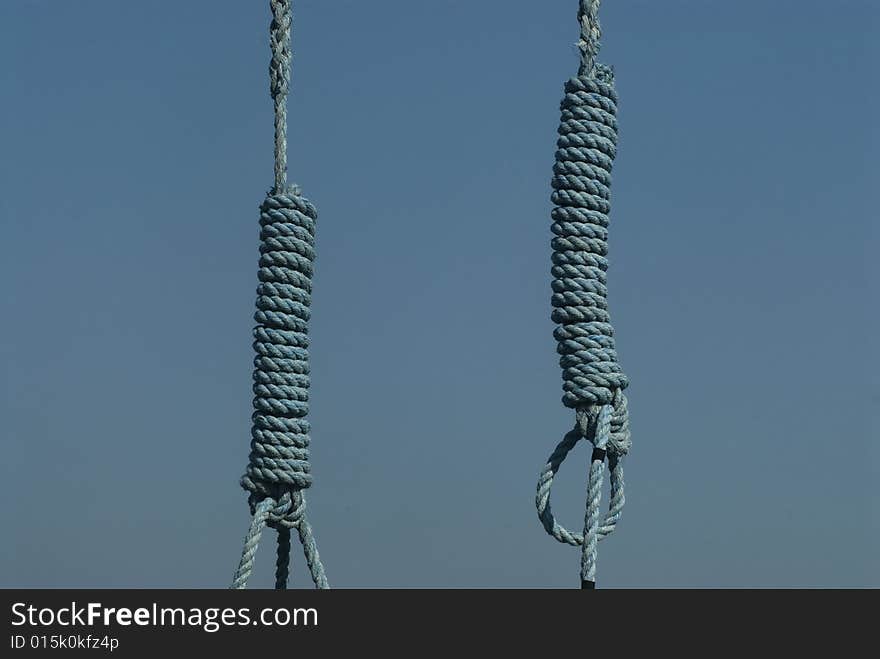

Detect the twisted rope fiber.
xmin=231 ymin=0 xmax=328 ymax=590
xmin=269 ymin=0 xmax=291 ymax=193
xmin=535 ymin=0 xmax=632 ymax=589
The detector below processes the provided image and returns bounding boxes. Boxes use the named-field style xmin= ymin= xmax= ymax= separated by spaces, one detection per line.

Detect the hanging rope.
xmin=231 ymin=0 xmax=329 ymax=590
xmin=535 ymin=0 xmax=631 ymax=589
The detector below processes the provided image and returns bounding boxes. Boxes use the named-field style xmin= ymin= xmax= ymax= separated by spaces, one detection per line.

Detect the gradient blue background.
xmin=1 ymin=1 xmax=877 ymax=587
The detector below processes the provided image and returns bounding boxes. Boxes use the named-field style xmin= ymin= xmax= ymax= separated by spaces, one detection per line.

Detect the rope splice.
xmin=535 ymin=0 xmax=631 ymax=589
xmin=231 ymin=0 xmax=328 ymax=590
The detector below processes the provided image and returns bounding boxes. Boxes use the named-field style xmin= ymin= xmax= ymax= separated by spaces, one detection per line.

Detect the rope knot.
xmin=247 ymin=488 xmax=306 ymax=530
xmin=576 ymin=391 xmax=631 ymax=456
xmin=242 ymin=189 xmax=318 ymax=499
xmin=551 ymin=73 xmax=627 ymax=413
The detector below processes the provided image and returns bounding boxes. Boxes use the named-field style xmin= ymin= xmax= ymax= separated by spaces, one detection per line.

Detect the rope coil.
xmin=535 ymin=0 xmax=631 ymax=589
xmin=231 ymin=0 xmax=329 ymax=590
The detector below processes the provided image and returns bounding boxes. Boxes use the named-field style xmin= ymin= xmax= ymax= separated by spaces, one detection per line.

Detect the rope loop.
xmin=535 ymin=399 xmax=627 ymax=549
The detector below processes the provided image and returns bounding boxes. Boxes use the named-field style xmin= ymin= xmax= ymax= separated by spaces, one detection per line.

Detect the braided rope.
xmin=535 ymin=0 xmax=631 ymax=589
xmin=269 ymin=0 xmax=291 ymax=193
xmin=577 ymin=0 xmax=602 ymax=77
xmin=231 ymin=0 xmax=329 ymax=590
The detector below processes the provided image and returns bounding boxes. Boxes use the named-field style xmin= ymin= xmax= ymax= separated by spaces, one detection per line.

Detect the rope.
xmin=535 ymin=0 xmax=631 ymax=589
xmin=269 ymin=0 xmax=292 ymax=193
xmin=231 ymin=0 xmax=329 ymax=590
xmin=577 ymin=0 xmax=602 ymax=77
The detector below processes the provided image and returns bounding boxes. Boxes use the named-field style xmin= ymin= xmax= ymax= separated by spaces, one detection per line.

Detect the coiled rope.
xmin=231 ymin=0 xmax=329 ymax=590
xmin=535 ymin=0 xmax=632 ymax=589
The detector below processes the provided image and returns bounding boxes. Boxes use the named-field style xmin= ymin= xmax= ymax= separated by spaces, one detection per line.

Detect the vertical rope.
xmin=535 ymin=0 xmax=632 ymax=589
xmin=275 ymin=526 xmax=291 ymax=589
xmin=269 ymin=0 xmax=291 ymax=193
xmin=580 ymin=405 xmax=611 ymax=586
xmin=297 ymin=516 xmax=329 ymax=589
xmin=231 ymin=498 xmax=273 ymax=590
xmin=231 ymin=0 xmax=329 ymax=590
xmin=577 ymin=0 xmax=602 ymax=76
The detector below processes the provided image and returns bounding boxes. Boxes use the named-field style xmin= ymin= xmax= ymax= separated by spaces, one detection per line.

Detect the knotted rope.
xmin=535 ymin=0 xmax=631 ymax=589
xmin=231 ymin=0 xmax=329 ymax=590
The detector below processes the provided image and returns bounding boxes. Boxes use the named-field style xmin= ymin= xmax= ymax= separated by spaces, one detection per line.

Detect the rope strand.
xmin=269 ymin=0 xmax=291 ymax=192
xmin=231 ymin=498 xmax=273 ymax=590
xmin=275 ymin=526 xmax=291 ymax=589
xmin=577 ymin=0 xmax=602 ymax=76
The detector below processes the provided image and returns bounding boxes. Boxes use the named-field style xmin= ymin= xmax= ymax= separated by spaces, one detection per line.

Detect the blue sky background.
xmin=1 ymin=1 xmax=877 ymax=588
